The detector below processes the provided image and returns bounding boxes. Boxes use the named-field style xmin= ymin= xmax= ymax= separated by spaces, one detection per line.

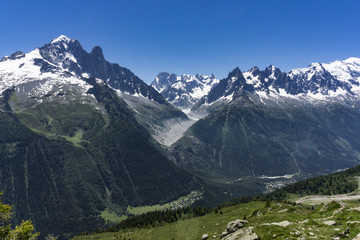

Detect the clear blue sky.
xmin=1 ymin=0 xmax=360 ymax=83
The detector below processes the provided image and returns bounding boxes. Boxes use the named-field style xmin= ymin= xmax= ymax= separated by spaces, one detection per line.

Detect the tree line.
xmin=84 ymin=164 xmax=360 ymax=236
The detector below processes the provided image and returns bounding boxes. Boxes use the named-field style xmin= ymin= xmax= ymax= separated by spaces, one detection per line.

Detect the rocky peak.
xmin=38 ymin=35 xmax=85 ymax=76
xmin=249 ymin=66 xmax=260 ymax=75
xmin=0 ymin=51 xmax=25 ymax=62
xmin=151 ymin=72 xmax=219 ymax=110
xmin=0 ymin=35 xmax=169 ymax=106
xmin=46 ymin=35 xmax=82 ymax=55
xmin=152 ymin=72 xmax=178 ymax=92
xmin=90 ymin=46 xmax=105 ymax=61
xmin=50 ymin=35 xmax=72 ymax=44
xmin=228 ymin=67 xmax=242 ymax=78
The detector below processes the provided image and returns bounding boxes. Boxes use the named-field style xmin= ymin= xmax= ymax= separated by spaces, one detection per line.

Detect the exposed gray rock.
xmin=220 ymin=219 xmax=258 ymax=240
xmin=323 ymin=220 xmax=336 ymax=226
xmin=221 ymin=227 xmax=259 ymax=240
xmin=202 ymin=233 xmax=209 ymax=240
xmin=225 ymin=219 xmax=249 ymax=235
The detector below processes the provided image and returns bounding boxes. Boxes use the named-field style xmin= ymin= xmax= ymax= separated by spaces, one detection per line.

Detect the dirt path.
xmin=295 ymin=177 xmax=360 ymax=205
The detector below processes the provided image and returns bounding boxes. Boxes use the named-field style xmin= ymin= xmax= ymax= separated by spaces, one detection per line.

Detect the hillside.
xmin=72 ymin=165 xmax=360 ymax=240
xmin=172 ymin=94 xmax=360 ymax=182
xmin=0 ymin=35 xmax=188 ymax=145
xmin=3 ymin=35 xmax=360 ymax=239
xmin=0 ymin=78 xmax=207 ymax=239
xmin=73 ymin=200 xmax=360 ymax=240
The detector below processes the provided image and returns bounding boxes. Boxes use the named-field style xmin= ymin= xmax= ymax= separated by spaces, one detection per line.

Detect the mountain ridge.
xmin=190 ymin=57 xmax=360 ymax=114
xmin=0 ymin=35 xmax=190 ymax=142
xmin=151 ymin=72 xmax=219 ymax=111
xmin=2 ymin=35 xmax=360 ymax=239
xmin=0 ymin=36 xmax=216 ymax=239
xmin=169 ymin=57 xmax=360 ymax=187
xmin=0 ymin=35 xmax=174 ymax=105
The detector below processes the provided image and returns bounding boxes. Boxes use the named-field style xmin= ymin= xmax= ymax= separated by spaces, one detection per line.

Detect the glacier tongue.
xmin=153 ymin=118 xmax=196 ymax=146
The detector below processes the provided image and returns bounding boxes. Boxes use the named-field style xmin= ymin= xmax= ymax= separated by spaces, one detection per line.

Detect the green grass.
xmin=126 ymin=191 xmax=201 ymax=216
xmin=63 ymin=129 xmax=84 ymax=145
xmin=73 ymin=200 xmax=360 ymax=240
xmin=127 ymin=204 xmax=171 ymax=216
xmin=74 ymin=202 xmax=263 ymax=240
xmin=14 ymin=103 xmax=105 ymax=147
xmin=100 ymin=209 xmax=128 ymax=223
xmin=97 ymin=191 xmax=202 ymax=225
xmin=100 ymin=191 xmax=201 ymax=224
xmin=9 ymin=91 xmax=18 ymax=104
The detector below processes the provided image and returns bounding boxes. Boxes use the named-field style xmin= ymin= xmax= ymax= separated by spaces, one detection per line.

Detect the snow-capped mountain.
xmin=0 ymin=36 xmax=206 ymax=239
xmin=151 ymin=72 xmax=219 ymax=111
xmin=172 ymin=57 xmax=360 ymax=184
xmin=194 ymin=57 xmax=360 ymax=112
xmin=0 ymin=35 xmax=190 ymax=147
xmin=0 ymin=35 xmax=167 ymax=104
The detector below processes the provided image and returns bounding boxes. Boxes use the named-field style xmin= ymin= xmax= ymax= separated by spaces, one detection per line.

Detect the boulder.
xmin=221 ymin=227 xmax=259 ymax=240
xmin=221 ymin=219 xmax=252 ymax=239
xmin=226 ymin=219 xmax=249 ymax=234
xmin=323 ymin=220 xmax=336 ymax=226
xmin=202 ymin=233 xmax=209 ymax=240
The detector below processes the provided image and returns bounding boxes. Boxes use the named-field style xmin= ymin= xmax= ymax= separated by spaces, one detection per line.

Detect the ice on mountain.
xmin=152 ymin=73 xmax=219 ymax=110
xmin=51 ymin=35 xmax=72 ymax=44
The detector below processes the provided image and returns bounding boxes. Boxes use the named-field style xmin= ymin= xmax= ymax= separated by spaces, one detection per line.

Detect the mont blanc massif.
xmin=1 ymin=35 xmax=360 ymax=239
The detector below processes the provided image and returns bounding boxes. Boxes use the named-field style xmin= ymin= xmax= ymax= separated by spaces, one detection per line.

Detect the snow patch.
xmin=51 ymin=35 xmax=72 ymax=44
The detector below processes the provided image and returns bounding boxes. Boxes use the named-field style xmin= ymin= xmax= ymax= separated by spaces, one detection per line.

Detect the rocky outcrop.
xmin=220 ymin=219 xmax=258 ymax=240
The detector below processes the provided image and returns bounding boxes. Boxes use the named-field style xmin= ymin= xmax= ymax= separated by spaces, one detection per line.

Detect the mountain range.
xmin=189 ymin=58 xmax=360 ymax=114
xmin=1 ymin=35 xmax=360 ymax=238
xmin=151 ymin=72 xmax=219 ymax=113
xmin=167 ymin=58 xmax=360 ymax=182
xmin=0 ymin=36 xmax=220 ymax=239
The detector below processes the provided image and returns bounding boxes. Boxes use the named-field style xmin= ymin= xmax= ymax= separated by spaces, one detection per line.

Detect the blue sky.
xmin=1 ymin=0 xmax=360 ymax=83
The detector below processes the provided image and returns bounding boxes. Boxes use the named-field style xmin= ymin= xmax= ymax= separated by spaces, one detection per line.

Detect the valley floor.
xmin=72 ymin=198 xmax=360 ymax=240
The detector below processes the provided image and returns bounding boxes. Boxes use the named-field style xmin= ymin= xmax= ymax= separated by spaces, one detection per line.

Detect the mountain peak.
xmin=228 ymin=67 xmax=242 ymax=78
xmin=91 ymin=46 xmax=104 ymax=61
xmin=343 ymin=57 xmax=360 ymax=64
xmin=0 ymin=50 xmax=25 ymax=62
xmin=50 ymin=35 xmax=72 ymax=44
xmin=308 ymin=62 xmax=326 ymax=72
xmin=266 ymin=65 xmax=276 ymax=71
xmin=151 ymin=72 xmax=219 ymax=110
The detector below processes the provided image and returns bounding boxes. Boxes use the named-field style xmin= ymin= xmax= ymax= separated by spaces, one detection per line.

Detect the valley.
xmin=72 ymin=165 xmax=360 ymax=239
xmin=73 ymin=199 xmax=360 ymax=240
xmin=1 ymin=35 xmax=360 ymax=239
xmin=1 ymin=1 xmax=360 ymax=239
xmin=99 ymin=191 xmax=203 ymax=224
